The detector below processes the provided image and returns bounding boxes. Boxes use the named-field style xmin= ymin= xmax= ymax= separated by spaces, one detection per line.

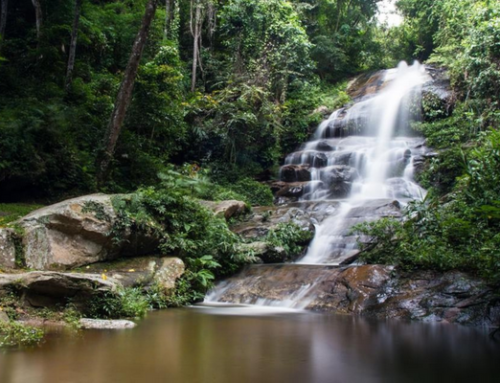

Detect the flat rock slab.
xmin=0 ymin=271 xmax=120 ymax=308
xmin=79 ymin=319 xmax=136 ymax=330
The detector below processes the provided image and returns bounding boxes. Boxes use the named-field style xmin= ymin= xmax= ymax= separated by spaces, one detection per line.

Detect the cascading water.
xmin=206 ymin=62 xmax=431 ymax=308
xmin=297 ymin=61 xmax=428 ymax=264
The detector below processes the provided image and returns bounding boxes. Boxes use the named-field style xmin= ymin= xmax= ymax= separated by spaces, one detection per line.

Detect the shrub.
xmin=0 ymin=321 xmax=45 ymax=348
xmin=88 ymin=288 xmax=149 ymax=319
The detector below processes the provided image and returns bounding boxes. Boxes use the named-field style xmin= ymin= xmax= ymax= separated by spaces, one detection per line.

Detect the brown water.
xmin=1 ymin=305 xmax=499 ymax=383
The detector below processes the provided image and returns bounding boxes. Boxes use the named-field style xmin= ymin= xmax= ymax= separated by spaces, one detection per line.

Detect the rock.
xmin=0 ymin=228 xmax=17 ymax=269
xmin=79 ymin=256 xmax=185 ymax=290
xmin=279 ymin=165 xmax=312 ymax=182
xmin=200 ymin=200 xmax=248 ymax=220
xmin=0 ymin=310 xmax=9 ymax=323
xmin=313 ymin=106 xmax=333 ymax=117
xmin=315 ymin=141 xmax=335 ymax=152
xmin=154 ymin=257 xmax=185 ymax=290
xmin=79 ymin=318 xmax=136 ymax=330
xmin=273 ymin=181 xmax=321 ymax=199
xmin=0 ymin=271 xmax=120 ymax=308
xmin=321 ymin=165 xmax=358 ymax=198
xmin=209 ymin=264 xmax=500 ymax=327
xmin=0 ymin=256 xmax=185 ymax=310
xmin=230 ymin=201 xmax=334 ymax=240
xmin=421 ymin=66 xmax=454 ymax=120
xmin=14 ymin=194 xmax=158 ymax=271
xmin=286 ymin=151 xmax=328 ymax=168
xmin=347 ymin=71 xmax=388 ymax=100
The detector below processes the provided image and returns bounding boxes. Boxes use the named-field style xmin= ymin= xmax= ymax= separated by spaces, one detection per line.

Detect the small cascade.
xmin=206 ymin=62 xmax=432 ymax=308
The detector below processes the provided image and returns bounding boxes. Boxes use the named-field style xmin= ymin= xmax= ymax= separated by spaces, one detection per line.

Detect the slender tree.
xmin=65 ymin=0 xmax=82 ymax=93
xmin=31 ymin=0 xmax=43 ymax=42
xmin=97 ymin=0 xmax=159 ymax=184
xmin=164 ymin=0 xmax=171 ymax=38
xmin=0 ymin=0 xmax=8 ymax=42
xmin=190 ymin=0 xmax=203 ymax=92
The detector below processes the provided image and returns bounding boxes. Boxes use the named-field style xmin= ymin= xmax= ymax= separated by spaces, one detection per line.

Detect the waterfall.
xmin=206 ymin=62 xmax=431 ymax=307
xmin=298 ymin=61 xmax=428 ymax=264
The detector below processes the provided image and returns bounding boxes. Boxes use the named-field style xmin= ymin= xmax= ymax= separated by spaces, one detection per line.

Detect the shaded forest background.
xmin=1 ymin=0 xmax=500 ymax=280
xmin=0 ymin=0 xmax=422 ymax=201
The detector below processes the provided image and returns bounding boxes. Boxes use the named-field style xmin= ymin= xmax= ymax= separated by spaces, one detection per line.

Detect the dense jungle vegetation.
xmin=0 ymin=0 xmax=500 ymax=289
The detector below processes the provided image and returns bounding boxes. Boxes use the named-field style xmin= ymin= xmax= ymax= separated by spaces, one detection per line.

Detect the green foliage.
xmin=265 ymin=222 xmax=313 ymax=262
xmin=62 ymin=304 xmax=82 ymax=330
xmin=108 ymin=169 xmax=258 ymax=301
xmin=0 ymin=321 xmax=45 ymax=348
xmin=88 ymin=287 xmax=149 ymax=320
xmin=354 ymin=130 xmax=500 ymax=282
xmin=294 ymin=0 xmax=383 ymax=80
xmin=416 ymin=147 xmax=465 ymax=195
xmin=224 ymin=178 xmax=273 ymax=206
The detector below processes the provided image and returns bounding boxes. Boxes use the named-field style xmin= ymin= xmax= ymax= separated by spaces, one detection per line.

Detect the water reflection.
xmin=0 ymin=308 xmax=499 ymax=383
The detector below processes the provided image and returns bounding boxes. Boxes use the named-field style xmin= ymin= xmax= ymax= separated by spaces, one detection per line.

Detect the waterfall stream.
xmin=206 ymin=62 xmax=431 ymax=308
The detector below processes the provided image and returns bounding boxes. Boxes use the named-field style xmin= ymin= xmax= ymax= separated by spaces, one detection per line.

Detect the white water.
xmin=295 ymin=61 xmax=428 ymax=264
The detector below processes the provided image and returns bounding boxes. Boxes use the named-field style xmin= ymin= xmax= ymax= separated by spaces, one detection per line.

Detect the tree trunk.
xmin=190 ymin=0 xmax=202 ymax=92
xmin=65 ymin=0 xmax=82 ymax=93
xmin=164 ymin=0 xmax=170 ymax=38
xmin=97 ymin=0 xmax=158 ymax=184
xmin=31 ymin=0 xmax=43 ymax=42
xmin=0 ymin=0 xmax=8 ymax=41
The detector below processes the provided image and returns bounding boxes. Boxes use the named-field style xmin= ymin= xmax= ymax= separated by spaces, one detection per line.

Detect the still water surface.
xmin=1 ymin=305 xmax=499 ymax=383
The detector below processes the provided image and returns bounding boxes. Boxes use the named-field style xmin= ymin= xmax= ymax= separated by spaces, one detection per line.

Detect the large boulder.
xmin=10 ymin=194 xmax=171 ymax=271
xmin=0 ymin=228 xmax=17 ymax=269
xmin=17 ymin=194 xmax=145 ymax=270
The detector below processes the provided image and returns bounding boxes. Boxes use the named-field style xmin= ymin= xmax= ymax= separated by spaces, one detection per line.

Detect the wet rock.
xmin=347 ymin=71 xmax=388 ymax=100
xmin=230 ymin=202 xmax=339 ymax=240
xmin=285 ymin=152 xmax=328 ymax=168
xmin=208 ymin=264 xmax=500 ymax=327
xmin=322 ymin=166 xmax=358 ymax=198
xmin=0 ymin=228 xmax=17 ymax=269
xmin=422 ymin=66 xmax=454 ymax=120
xmin=201 ymin=200 xmax=248 ymax=220
xmin=273 ymin=181 xmax=323 ymax=200
xmin=316 ymin=141 xmax=335 ymax=152
xmin=280 ymin=165 xmax=312 ymax=182
xmin=386 ymin=178 xmax=415 ymax=199
xmin=79 ymin=319 xmax=136 ymax=330
xmin=329 ymin=152 xmax=353 ymax=166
